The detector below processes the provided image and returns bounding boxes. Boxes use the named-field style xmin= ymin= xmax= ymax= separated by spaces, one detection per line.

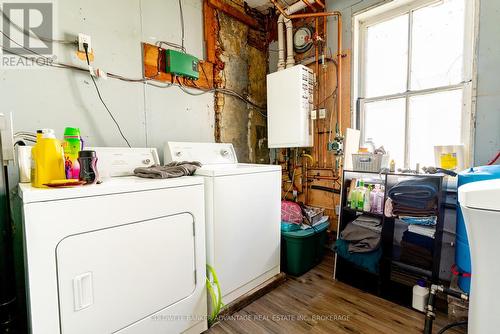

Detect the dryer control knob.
xmin=220 ymin=149 xmax=229 ymax=157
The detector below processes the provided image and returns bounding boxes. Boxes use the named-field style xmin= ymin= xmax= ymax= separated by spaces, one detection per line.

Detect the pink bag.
xmin=281 ymin=201 xmax=303 ymax=224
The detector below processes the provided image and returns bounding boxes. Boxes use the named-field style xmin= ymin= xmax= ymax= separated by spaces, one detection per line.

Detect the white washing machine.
xmin=164 ymin=142 xmax=281 ymax=308
xmin=18 ymin=148 xmax=207 ymax=334
xmin=459 ymin=178 xmax=500 ymax=334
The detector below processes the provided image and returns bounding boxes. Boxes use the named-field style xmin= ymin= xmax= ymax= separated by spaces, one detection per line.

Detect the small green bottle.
xmin=357 ymin=180 xmax=365 ymax=210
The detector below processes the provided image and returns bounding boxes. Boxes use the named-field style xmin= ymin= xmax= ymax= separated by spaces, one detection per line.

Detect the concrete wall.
xmin=1 ymin=0 xmax=215 ymax=161
xmin=326 ymin=0 xmax=500 ymax=166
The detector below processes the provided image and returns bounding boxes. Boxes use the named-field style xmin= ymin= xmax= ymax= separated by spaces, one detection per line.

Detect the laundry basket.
xmin=352 ymin=153 xmax=389 ymax=172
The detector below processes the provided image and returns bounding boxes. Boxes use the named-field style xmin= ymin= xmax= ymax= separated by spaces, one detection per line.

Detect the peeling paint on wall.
xmin=213 ymin=0 xmax=270 ymax=163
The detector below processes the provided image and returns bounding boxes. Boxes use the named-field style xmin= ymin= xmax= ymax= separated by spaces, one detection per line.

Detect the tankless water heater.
xmin=266 ymin=65 xmax=314 ymax=148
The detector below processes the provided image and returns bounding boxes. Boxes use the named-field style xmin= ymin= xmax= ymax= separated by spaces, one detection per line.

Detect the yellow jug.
xmin=31 ymin=129 xmax=66 ymax=188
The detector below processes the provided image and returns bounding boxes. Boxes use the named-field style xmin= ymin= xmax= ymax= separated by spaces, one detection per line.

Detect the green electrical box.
xmin=165 ymin=49 xmax=199 ymax=80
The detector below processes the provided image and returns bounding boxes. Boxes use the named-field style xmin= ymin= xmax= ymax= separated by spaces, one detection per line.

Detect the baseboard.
xmin=216 ymin=272 xmax=287 ymax=320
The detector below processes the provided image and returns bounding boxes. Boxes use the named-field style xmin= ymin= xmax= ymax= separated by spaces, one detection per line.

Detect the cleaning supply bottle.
xmin=356 ymin=180 xmax=366 ymax=210
xmin=63 ymin=127 xmax=83 ymax=179
xmin=350 ymin=181 xmax=359 ymax=209
xmin=390 ymin=159 xmax=396 ymax=173
xmin=371 ymin=184 xmax=385 ymax=214
xmin=412 ymin=279 xmax=429 ymax=312
xmin=31 ymin=129 xmax=66 ymax=188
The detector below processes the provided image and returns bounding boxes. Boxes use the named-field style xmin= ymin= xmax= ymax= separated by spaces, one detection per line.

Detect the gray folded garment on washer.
xmin=134 ymin=161 xmax=202 ymax=179
xmin=340 ymin=223 xmax=381 ymax=253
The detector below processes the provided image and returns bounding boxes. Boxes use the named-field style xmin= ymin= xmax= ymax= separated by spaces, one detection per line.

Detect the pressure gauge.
xmin=293 ymin=26 xmax=314 ymax=53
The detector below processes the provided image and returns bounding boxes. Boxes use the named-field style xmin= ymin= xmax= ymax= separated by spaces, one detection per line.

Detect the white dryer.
xmin=18 ymin=148 xmax=207 ymax=334
xmin=164 ymin=142 xmax=281 ymax=308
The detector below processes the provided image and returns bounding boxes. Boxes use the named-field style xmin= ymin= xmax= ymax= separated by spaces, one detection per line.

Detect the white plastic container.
xmin=352 ymin=153 xmax=389 ymax=172
xmin=434 ymin=145 xmax=465 ymax=172
xmin=412 ymin=281 xmax=429 ymax=312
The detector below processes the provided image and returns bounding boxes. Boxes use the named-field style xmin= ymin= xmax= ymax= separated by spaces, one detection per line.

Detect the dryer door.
xmin=56 ymin=213 xmax=196 ymax=334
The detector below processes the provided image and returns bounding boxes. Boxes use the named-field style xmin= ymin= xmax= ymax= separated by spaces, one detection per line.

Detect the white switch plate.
xmin=319 ymin=108 xmax=326 ymax=119
xmin=78 ymin=33 xmax=92 ymax=52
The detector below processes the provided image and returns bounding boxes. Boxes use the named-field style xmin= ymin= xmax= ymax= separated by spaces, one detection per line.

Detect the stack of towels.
xmin=335 ymin=216 xmax=382 ymax=274
xmin=399 ymin=228 xmax=434 ymax=270
xmin=397 ymin=215 xmax=437 ymax=270
xmin=388 ymin=178 xmax=438 ymax=216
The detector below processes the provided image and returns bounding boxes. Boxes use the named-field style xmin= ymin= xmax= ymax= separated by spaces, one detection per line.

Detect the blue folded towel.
xmin=399 ymin=216 xmax=437 ymax=226
xmin=335 ymin=239 xmax=382 ymax=274
xmin=402 ymin=231 xmax=434 ymax=251
xmin=388 ymin=178 xmax=438 ymax=209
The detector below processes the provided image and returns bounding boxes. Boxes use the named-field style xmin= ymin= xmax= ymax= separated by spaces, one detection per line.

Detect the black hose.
xmin=423 ymin=289 xmax=437 ymax=334
xmin=437 ymin=321 xmax=468 ymax=334
xmin=311 ymin=185 xmax=341 ymax=194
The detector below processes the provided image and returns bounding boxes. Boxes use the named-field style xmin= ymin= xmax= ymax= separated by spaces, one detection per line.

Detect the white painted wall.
xmin=326 ymin=0 xmax=500 ymax=166
xmin=0 ymin=0 xmax=215 ymax=160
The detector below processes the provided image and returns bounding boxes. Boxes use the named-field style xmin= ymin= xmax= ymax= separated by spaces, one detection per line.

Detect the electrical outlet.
xmin=319 ymin=108 xmax=326 ymax=119
xmin=78 ymin=33 xmax=92 ymax=52
xmin=311 ymin=109 xmax=317 ymax=120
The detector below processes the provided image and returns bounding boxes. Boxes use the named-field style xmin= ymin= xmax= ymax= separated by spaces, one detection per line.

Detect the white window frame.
xmin=352 ymin=0 xmax=478 ymax=168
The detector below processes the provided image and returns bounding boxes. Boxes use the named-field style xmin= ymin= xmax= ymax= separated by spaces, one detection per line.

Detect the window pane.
xmin=411 ymin=0 xmax=466 ymax=90
xmin=365 ymin=14 xmax=409 ymax=98
xmin=364 ymin=98 xmax=406 ymax=167
xmin=408 ymin=89 xmax=463 ymax=168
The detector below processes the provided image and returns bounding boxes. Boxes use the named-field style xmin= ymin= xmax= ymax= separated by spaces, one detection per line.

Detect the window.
xmin=354 ymin=0 xmax=476 ymax=169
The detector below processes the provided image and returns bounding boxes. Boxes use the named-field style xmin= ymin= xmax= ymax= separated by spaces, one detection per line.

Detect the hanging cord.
xmin=178 ymin=0 xmax=185 ymax=52
xmin=487 ymin=150 xmax=500 ymax=165
xmin=206 ymin=265 xmax=223 ymax=326
xmin=83 ymin=43 xmax=131 ymax=147
xmin=436 ymin=321 xmax=468 ymax=334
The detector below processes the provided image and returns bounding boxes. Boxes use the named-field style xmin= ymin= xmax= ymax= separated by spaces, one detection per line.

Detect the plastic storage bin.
xmin=352 ymin=153 xmax=389 ymax=172
xmin=281 ymin=221 xmax=329 ymax=276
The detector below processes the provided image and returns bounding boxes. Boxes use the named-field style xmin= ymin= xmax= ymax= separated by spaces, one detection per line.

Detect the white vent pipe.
xmin=277 ymin=1 xmax=315 ymax=71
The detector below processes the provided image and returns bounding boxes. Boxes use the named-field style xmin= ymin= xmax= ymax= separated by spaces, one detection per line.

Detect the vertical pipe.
xmin=315 ymin=18 xmax=320 ymax=167
xmin=322 ymin=15 xmax=328 ymax=168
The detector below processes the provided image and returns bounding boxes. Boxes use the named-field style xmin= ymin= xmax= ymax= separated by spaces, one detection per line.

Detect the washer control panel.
xmin=164 ymin=142 xmax=237 ymax=165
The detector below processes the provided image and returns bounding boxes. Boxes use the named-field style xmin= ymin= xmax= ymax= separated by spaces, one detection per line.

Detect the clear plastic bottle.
xmin=349 ymin=181 xmax=359 ymax=209
xmin=371 ymin=184 xmax=385 ymax=214
xmin=363 ymin=185 xmax=372 ymax=212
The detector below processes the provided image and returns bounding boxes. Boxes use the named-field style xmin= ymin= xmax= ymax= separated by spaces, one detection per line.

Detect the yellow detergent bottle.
xmin=31 ymin=129 xmax=66 ymax=188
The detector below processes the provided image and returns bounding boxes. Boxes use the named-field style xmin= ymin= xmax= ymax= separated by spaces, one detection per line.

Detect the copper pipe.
xmin=302 ymin=154 xmax=309 ymax=203
xmin=269 ymin=2 xmax=343 ymax=135
xmin=307 ymin=167 xmax=336 ymax=171
xmin=315 ymin=0 xmax=326 ymax=9
xmin=315 ymin=17 xmax=320 ymax=167
xmin=322 ymin=17 xmax=328 ymax=168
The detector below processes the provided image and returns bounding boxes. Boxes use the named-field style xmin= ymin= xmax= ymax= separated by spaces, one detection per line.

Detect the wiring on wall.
xmin=155 ymin=0 xmax=186 ymax=53
xmin=178 ymin=0 xmax=185 ymax=51
xmin=83 ymin=43 xmax=131 ymax=148
xmin=283 ymin=148 xmax=299 ymax=200
xmin=1 ymin=9 xmax=267 ymax=141
xmin=1 ymin=36 xmax=266 ymax=117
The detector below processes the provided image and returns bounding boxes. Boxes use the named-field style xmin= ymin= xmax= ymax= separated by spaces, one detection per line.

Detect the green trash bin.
xmin=281 ymin=221 xmax=329 ymax=276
